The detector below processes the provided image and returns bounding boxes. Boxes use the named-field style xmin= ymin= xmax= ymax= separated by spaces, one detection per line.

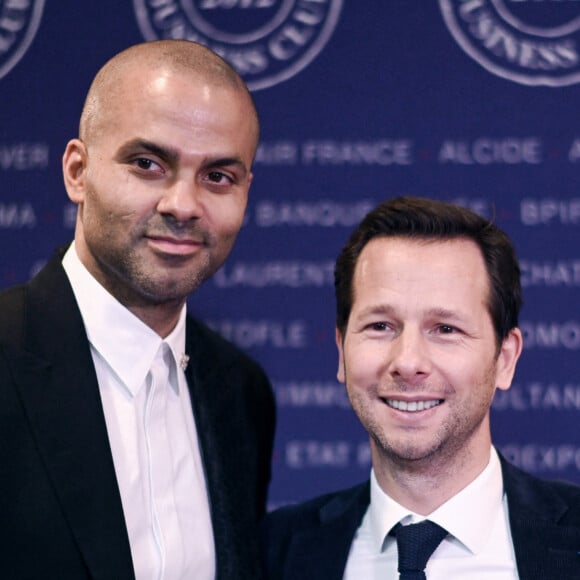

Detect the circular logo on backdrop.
xmin=0 ymin=0 xmax=45 ymax=81
xmin=439 ymin=0 xmax=580 ymax=87
xmin=133 ymin=0 xmax=343 ymax=91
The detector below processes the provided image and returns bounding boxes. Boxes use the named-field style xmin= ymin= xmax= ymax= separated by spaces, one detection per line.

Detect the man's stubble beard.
xmin=346 ymin=362 xmax=498 ymax=473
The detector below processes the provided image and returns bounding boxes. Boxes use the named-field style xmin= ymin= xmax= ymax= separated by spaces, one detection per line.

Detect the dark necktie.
xmin=392 ymin=520 xmax=448 ymax=580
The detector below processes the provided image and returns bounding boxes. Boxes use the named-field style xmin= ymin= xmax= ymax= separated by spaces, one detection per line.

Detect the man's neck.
xmin=372 ymin=443 xmax=492 ymax=516
xmin=65 ymin=241 xmax=186 ymax=338
xmin=128 ymin=301 xmax=185 ymax=338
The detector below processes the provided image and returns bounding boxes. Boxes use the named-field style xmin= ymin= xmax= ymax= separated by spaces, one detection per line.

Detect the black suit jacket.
xmin=261 ymin=456 xmax=580 ymax=579
xmin=0 ymin=248 xmax=275 ymax=579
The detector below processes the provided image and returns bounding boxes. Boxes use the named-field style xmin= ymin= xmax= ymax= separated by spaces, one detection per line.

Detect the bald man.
xmin=0 ymin=40 xmax=274 ymax=579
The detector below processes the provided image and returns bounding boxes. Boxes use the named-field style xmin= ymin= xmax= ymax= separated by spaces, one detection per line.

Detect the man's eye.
xmin=134 ymin=158 xmax=160 ymax=171
xmin=207 ymin=171 xmax=232 ymax=184
xmin=368 ymin=322 xmax=387 ymax=331
xmin=438 ymin=325 xmax=456 ymax=334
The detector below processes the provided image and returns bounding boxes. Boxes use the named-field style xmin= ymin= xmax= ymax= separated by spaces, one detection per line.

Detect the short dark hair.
xmin=334 ymin=196 xmax=522 ymax=349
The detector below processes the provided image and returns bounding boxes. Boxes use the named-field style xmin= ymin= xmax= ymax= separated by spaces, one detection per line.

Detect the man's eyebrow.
xmin=202 ymin=156 xmax=249 ymax=177
xmin=116 ymin=139 xmax=179 ymax=164
xmin=355 ymin=304 xmax=397 ymax=319
xmin=354 ymin=305 xmax=467 ymax=321
xmin=426 ymin=307 xmax=461 ymax=319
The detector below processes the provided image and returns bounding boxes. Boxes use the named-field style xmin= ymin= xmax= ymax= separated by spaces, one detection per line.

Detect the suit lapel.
xmin=12 ymin=252 xmax=135 ymax=579
xmin=502 ymin=457 xmax=580 ymax=579
xmin=185 ymin=321 xmax=262 ymax=579
xmin=284 ymin=483 xmax=370 ymax=580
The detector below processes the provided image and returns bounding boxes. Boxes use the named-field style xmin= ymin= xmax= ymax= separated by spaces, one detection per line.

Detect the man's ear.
xmin=336 ymin=327 xmax=345 ymax=383
xmin=62 ymin=139 xmax=88 ymax=204
xmin=495 ymin=327 xmax=523 ymax=391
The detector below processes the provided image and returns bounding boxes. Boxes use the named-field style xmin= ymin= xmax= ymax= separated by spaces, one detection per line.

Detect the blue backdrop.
xmin=1 ymin=0 xmax=579 ymax=509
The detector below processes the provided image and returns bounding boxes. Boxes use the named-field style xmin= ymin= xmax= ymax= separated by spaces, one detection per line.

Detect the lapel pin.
xmin=179 ymin=353 xmax=190 ymax=372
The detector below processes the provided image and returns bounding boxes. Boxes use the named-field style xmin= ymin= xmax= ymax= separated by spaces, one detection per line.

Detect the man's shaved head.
xmin=79 ymin=40 xmax=259 ymax=151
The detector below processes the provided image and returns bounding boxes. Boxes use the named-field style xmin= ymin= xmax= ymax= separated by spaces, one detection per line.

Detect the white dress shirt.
xmin=63 ymin=244 xmax=215 ymax=580
xmin=344 ymin=447 xmax=519 ymax=579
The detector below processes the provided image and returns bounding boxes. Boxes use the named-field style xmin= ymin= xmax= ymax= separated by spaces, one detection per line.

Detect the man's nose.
xmin=156 ymin=179 xmax=203 ymax=222
xmin=387 ymin=327 xmax=432 ymax=381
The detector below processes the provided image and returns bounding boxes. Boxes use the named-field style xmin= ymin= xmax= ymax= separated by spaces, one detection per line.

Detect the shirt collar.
xmin=62 ymin=243 xmax=187 ymax=396
xmin=368 ymin=447 xmax=504 ymax=555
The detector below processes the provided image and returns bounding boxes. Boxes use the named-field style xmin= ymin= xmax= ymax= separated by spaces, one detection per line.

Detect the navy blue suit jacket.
xmin=0 ymin=247 xmax=275 ymax=579
xmin=261 ymin=456 xmax=580 ymax=579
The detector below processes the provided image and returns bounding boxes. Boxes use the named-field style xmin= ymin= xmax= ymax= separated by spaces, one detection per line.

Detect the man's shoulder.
xmin=0 ymin=282 xmax=25 ymax=308
xmin=260 ymin=482 xmax=370 ymax=578
xmin=0 ymin=247 xmax=72 ymax=350
xmin=186 ymin=314 xmax=264 ymax=373
xmin=264 ymin=481 xmax=370 ymax=532
xmin=501 ymin=455 xmax=580 ymax=521
xmin=0 ymin=282 xmax=27 ymax=348
xmin=0 ymin=246 xmax=68 ymax=307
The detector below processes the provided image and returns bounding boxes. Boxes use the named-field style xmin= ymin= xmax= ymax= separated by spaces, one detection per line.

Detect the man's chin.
xmin=132 ymin=277 xmax=204 ymax=306
xmin=374 ymin=437 xmax=443 ymax=466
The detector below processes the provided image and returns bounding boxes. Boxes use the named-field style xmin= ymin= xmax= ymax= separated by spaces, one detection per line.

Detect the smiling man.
xmin=261 ymin=197 xmax=580 ymax=579
xmin=0 ymin=40 xmax=274 ymax=579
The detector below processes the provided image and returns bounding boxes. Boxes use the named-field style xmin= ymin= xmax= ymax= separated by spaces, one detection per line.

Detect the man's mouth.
xmin=146 ymin=235 xmax=206 ymax=256
xmin=385 ymin=399 xmax=443 ymax=412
